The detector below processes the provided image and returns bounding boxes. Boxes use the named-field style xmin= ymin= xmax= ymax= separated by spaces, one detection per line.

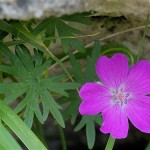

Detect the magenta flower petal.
xmin=79 ymin=53 xmax=150 ymax=139
xmin=100 ymin=105 xmax=128 ymax=138
xmin=96 ymin=53 xmax=128 ymax=89
xmin=125 ymin=60 xmax=150 ymax=96
xmin=79 ymin=83 xmax=110 ymax=115
xmin=127 ymin=96 xmax=150 ymax=133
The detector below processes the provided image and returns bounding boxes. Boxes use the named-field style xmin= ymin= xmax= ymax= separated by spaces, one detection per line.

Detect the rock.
xmin=0 ymin=0 xmax=150 ymax=20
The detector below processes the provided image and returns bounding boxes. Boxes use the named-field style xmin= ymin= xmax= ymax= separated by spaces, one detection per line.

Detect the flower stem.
xmin=105 ymin=135 xmax=115 ymax=150
xmin=145 ymin=142 xmax=150 ymax=150
xmin=57 ymin=125 xmax=67 ymax=150
xmin=32 ymin=117 xmax=48 ymax=148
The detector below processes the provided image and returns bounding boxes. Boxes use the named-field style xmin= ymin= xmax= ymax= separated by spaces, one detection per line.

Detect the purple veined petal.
xmin=100 ymin=105 xmax=129 ymax=139
xmin=125 ymin=60 xmax=150 ymax=96
xmin=79 ymin=82 xmax=111 ymax=115
xmin=126 ymin=96 xmax=150 ymax=133
xmin=96 ymin=53 xmax=129 ymax=89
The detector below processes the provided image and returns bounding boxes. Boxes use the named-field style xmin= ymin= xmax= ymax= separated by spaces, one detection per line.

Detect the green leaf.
xmin=0 ymin=123 xmax=22 ymax=150
xmin=94 ymin=115 xmax=103 ymax=125
xmin=4 ymin=40 xmax=26 ymax=47
xmin=16 ymin=45 xmax=34 ymax=71
xmin=74 ymin=115 xmax=102 ymax=149
xmin=70 ymin=112 xmax=78 ymax=125
xmin=84 ymin=40 xmax=101 ymax=81
xmin=34 ymin=18 xmax=54 ymax=46
xmin=74 ymin=117 xmax=86 ymax=132
xmin=61 ymin=13 xmax=91 ymax=25
xmin=39 ymin=89 xmax=65 ymax=128
xmin=0 ymin=43 xmax=78 ymax=127
xmin=24 ymin=105 xmax=34 ymax=128
xmin=31 ymin=91 xmax=44 ymax=124
xmin=0 ymin=100 xmax=46 ymax=150
xmin=14 ymin=88 xmax=34 ymax=114
xmin=22 ymin=88 xmax=44 ymax=128
xmin=34 ymin=49 xmax=44 ymax=67
xmin=86 ymin=121 xmax=95 ymax=149
xmin=0 ymin=82 xmax=27 ymax=94
xmin=56 ymin=20 xmax=85 ymax=53
xmin=40 ymin=79 xmax=80 ymax=97
xmin=69 ymin=52 xmax=84 ymax=83
xmin=34 ymin=19 xmax=51 ymax=35
xmin=34 ymin=16 xmax=86 ymax=52
xmin=44 ymin=18 xmax=56 ymax=45
xmin=4 ymin=85 xmax=28 ymax=104
xmin=0 ymin=42 xmax=16 ymax=63
xmin=0 ymin=20 xmax=18 ymax=37
xmin=65 ymin=40 xmax=101 ymax=126
xmin=0 ymin=30 xmax=9 ymax=40
xmin=0 ymin=21 xmax=79 ymax=128
xmin=0 ymin=20 xmax=74 ymax=82
xmin=33 ymin=60 xmax=51 ymax=77
xmin=57 ymin=20 xmax=82 ymax=35
xmin=0 ymin=44 xmax=31 ymax=79
xmin=58 ymin=90 xmax=80 ymax=123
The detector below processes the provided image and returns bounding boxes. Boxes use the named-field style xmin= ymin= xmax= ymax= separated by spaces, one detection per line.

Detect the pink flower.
xmin=79 ymin=53 xmax=150 ymax=139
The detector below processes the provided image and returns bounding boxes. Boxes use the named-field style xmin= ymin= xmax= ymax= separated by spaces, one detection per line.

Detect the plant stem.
xmin=105 ymin=135 xmax=115 ymax=150
xmin=137 ymin=14 xmax=150 ymax=61
xmin=145 ymin=142 xmax=150 ymax=150
xmin=57 ymin=125 xmax=67 ymax=150
xmin=44 ymin=54 xmax=49 ymax=78
xmin=32 ymin=117 xmax=48 ymax=148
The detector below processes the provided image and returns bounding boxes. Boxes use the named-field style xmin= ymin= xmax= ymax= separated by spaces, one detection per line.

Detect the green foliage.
xmin=59 ymin=41 xmax=102 ymax=149
xmin=0 ymin=100 xmax=46 ymax=149
xmin=0 ymin=123 xmax=22 ymax=150
xmin=63 ymin=41 xmax=136 ymax=149
xmin=0 ymin=43 xmax=80 ymax=128
xmin=0 ymin=12 xmax=140 ymax=150
xmin=34 ymin=13 xmax=90 ymax=52
xmin=74 ymin=116 xmax=102 ymax=149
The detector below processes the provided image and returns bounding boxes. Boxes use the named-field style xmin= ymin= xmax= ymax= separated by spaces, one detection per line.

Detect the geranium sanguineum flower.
xmin=79 ymin=53 xmax=150 ymax=139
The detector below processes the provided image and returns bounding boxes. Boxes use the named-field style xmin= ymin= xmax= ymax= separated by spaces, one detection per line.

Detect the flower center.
xmin=111 ymin=87 xmax=130 ymax=106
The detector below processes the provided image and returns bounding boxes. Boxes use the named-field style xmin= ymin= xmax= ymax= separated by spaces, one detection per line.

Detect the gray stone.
xmin=0 ymin=0 xmax=150 ymax=20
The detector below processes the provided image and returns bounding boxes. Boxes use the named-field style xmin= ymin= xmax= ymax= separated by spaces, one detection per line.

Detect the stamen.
xmin=111 ymin=86 xmax=130 ymax=106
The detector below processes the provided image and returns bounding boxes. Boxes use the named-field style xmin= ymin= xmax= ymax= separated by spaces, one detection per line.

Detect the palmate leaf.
xmin=0 ymin=43 xmax=80 ymax=128
xmin=58 ymin=90 xmax=80 ymax=124
xmin=33 ymin=13 xmax=90 ymax=52
xmin=59 ymin=40 xmax=102 ymax=149
xmin=61 ymin=13 xmax=91 ymax=25
xmin=63 ymin=40 xmax=101 ymax=121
